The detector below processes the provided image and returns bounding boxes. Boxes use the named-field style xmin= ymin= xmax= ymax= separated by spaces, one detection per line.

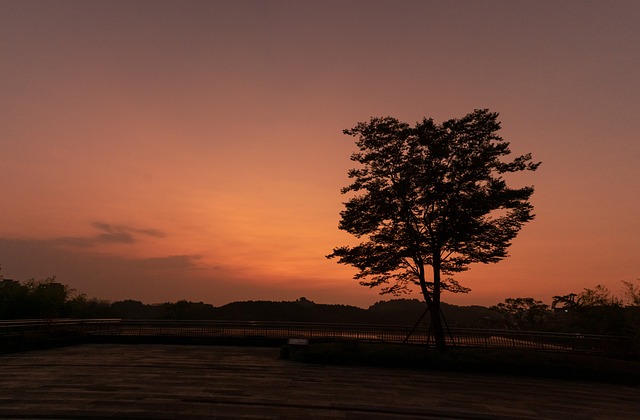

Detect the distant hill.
xmin=0 ymin=277 xmax=502 ymax=326
xmin=109 ymin=297 xmax=502 ymax=327
xmin=209 ymin=299 xmax=369 ymax=324
xmin=4 ymin=279 xmax=636 ymax=337
xmin=367 ymin=299 xmax=502 ymax=327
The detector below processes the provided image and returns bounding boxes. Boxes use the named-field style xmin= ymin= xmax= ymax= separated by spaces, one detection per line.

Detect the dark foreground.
xmin=0 ymin=344 xmax=638 ymax=419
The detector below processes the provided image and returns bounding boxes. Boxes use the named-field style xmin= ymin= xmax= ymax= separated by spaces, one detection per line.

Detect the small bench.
xmin=287 ymin=338 xmax=309 ymax=346
xmin=280 ymin=338 xmax=309 ymax=359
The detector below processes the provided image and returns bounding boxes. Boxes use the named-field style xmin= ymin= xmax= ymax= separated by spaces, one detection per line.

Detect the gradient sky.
xmin=1 ymin=0 xmax=638 ymax=308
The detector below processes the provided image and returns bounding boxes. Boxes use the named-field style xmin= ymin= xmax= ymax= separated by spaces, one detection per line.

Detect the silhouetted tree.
xmin=159 ymin=300 xmax=216 ymax=320
xmin=553 ymin=285 xmax=623 ymax=310
xmin=0 ymin=279 xmax=29 ymax=319
xmin=367 ymin=299 xmax=426 ymax=325
xmin=24 ymin=277 xmax=70 ymax=318
xmin=295 ymin=297 xmax=316 ymax=307
xmin=621 ymin=280 xmax=640 ymax=306
xmin=0 ymin=276 xmax=74 ymax=319
xmin=621 ymin=281 xmax=640 ymax=345
xmin=328 ymin=109 xmax=539 ymax=348
xmin=553 ymin=284 xmax=627 ymax=335
xmin=110 ymin=300 xmax=162 ymax=319
xmin=578 ymin=284 xmax=623 ymax=307
xmin=63 ymin=294 xmax=112 ymax=318
xmin=491 ymin=297 xmax=551 ymax=330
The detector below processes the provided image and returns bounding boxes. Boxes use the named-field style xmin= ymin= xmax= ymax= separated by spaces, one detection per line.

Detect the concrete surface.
xmin=0 ymin=344 xmax=638 ymax=419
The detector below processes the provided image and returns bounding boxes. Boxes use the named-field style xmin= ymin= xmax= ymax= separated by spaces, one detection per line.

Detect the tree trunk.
xmin=418 ymin=260 xmax=447 ymax=350
xmin=430 ymin=260 xmax=446 ymax=350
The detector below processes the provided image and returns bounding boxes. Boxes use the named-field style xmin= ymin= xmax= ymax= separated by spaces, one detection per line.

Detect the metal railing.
xmin=1 ymin=319 xmax=637 ymax=356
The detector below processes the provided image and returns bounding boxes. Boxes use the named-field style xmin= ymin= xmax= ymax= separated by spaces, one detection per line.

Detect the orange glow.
xmin=1 ymin=2 xmax=639 ymax=308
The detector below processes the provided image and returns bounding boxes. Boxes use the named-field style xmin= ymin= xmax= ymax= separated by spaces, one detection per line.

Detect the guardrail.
xmin=1 ymin=319 xmax=637 ymax=357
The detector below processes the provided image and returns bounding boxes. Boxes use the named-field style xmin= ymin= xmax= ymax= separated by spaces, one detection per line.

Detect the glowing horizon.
xmin=1 ymin=1 xmax=638 ymax=308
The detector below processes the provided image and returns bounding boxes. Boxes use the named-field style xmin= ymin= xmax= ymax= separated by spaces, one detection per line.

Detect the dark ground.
xmin=0 ymin=344 xmax=638 ymax=419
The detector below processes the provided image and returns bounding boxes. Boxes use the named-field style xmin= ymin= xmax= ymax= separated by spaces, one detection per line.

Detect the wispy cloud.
xmin=92 ymin=222 xmax=165 ymax=238
xmin=53 ymin=222 xmax=166 ymax=248
xmin=0 ymin=236 xmax=212 ymax=303
xmin=136 ymin=255 xmax=202 ymax=271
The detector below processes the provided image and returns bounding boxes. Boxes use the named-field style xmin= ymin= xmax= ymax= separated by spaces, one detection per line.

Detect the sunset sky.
xmin=2 ymin=1 xmax=638 ymax=308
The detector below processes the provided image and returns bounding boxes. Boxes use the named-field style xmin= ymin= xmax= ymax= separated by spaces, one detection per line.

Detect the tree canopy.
xmin=327 ymin=109 xmax=540 ymax=348
xmin=491 ymin=297 xmax=551 ymax=330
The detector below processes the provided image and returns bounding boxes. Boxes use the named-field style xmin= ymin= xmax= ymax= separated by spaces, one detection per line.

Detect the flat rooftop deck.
xmin=0 ymin=344 xmax=638 ymax=419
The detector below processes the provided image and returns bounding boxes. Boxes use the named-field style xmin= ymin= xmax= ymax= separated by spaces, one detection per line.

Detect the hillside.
xmin=108 ymin=297 xmax=503 ymax=327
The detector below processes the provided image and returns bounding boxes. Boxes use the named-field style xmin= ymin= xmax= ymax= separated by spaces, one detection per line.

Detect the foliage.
xmin=212 ymin=300 xmax=370 ymax=323
xmin=327 ymin=109 xmax=539 ymax=347
xmin=0 ymin=277 xmax=72 ymax=319
xmin=25 ymin=277 xmax=71 ymax=318
xmin=158 ymin=300 xmax=216 ymax=320
xmin=0 ymin=276 xmax=113 ymax=319
xmin=553 ymin=284 xmax=626 ymax=310
xmin=552 ymin=283 xmax=632 ymax=336
xmin=0 ymin=280 xmax=507 ymax=326
xmin=367 ymin=299 xmax=426 ymax=324
xmin=63 ymin=294 xmax=112 ymax=318
xmin=0 ymin=279 xmax=30 ymax=318
xmin=578 ymin=285 xmax=623 ymax=307
xmin=621 ymin=280 xmax=640 ymax=306
xmin=110 ymin=300 xmax=161 ymax=319
xmin=490 ymin=297 xmax=551 ymax=330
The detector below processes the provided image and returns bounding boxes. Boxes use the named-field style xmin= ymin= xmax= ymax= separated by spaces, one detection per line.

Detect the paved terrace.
xmin=1 ymin=344 xmax=638 ymax=419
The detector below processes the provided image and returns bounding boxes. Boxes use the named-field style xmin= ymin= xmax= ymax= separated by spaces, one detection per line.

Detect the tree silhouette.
xmin=553 ymin=284 xmax=628 ymax=335
xmin=553 ymin=284 xmax=623 ymax=310
xmin=491 ymin=297 xmax=551 ymax=330
xmin=328 ymin=109 xmax=539 ymax=349
xmin=0 ymin=279 xmax=29 ymax=319
xmin=25 ymin=277 xmax=70 ymax=318
xmin=622 ymin=280 xmax=640 ymax=306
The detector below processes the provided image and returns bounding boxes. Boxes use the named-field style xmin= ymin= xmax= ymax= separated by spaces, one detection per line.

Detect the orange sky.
xmin=1 ymin=1 xmax=639 ymax=308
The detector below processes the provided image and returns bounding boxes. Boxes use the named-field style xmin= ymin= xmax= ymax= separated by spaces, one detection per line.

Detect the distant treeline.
xmin=109 ymin=297 xmax=501 ymax=328
xmin=2 ymin=277 xmax=639 ymax=339
xmin=0 ymin=277 xmax=498 ymax=327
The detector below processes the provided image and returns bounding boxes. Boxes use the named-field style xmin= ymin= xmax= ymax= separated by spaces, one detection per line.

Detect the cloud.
xmin=92 ymin=222 xmax=165 ymax=238
xmin=0 ymin=236 xmax=201 ymax=275
xmin=53 ymin=222 xmax=166 ymax=248
xmin=0 ymin=236 xmax=215 ymax=303
xmin=0 ymin=235 xmax=368 ymax=307
xmin=136 ymin=255 xmax=202 ymax=271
